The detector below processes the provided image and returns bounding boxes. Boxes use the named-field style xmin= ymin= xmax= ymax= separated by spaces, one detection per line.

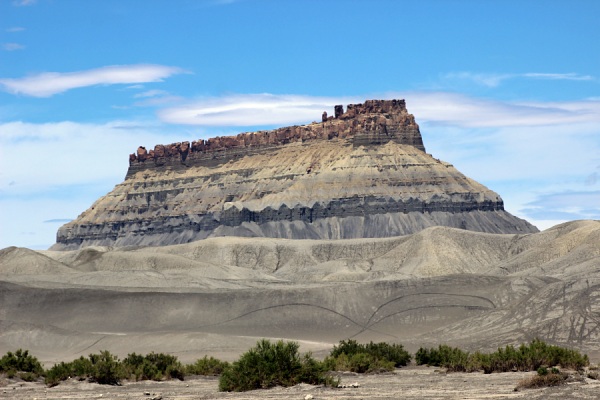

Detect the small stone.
xmin=304 ymin=394 xmax=314 ymax=400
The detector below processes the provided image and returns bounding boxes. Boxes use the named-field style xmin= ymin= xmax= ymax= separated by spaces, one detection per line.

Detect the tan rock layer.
xmin=53 ymin=135 xmax=537 ymax=249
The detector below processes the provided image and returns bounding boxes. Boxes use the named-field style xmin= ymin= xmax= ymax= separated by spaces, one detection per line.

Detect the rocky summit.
xmin=53 ymin=99 xmax=537 ymax=250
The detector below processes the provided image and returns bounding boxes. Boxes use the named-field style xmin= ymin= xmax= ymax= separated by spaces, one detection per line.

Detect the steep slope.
xmin=52 ymin=100 xmax=536 ymax=249
xmin=0 ymin=246 xmax=74 ymax=275
xmin=489 ymin=220 xmax=600 ymax=277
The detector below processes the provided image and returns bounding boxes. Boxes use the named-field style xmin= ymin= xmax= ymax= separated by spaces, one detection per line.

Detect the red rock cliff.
xmin=128 ymin=99 xmax=424 ymax=173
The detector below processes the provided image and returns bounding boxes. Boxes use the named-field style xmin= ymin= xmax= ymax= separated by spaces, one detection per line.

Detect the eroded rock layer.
xmin=53 ymin=100 xmax=537 ymax=249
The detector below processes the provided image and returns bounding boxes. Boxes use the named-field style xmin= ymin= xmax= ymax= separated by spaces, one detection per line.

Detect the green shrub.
xmin=122 ymin=352 xmax=184 ymax=381
xmin=18 ymin=371 xmax=38 ymax=382
xmin=326 ymin=340 xmax=410 ymax=373
xmin=186 ymin=356 xmax=230 ymax=376
xmin=416 ymin=339 xmax=589 ymax=374
xmin=324 ymin=352 xmax=395 ymax=373
xmin=45 ymin=356 xmax=95 ymax=387
xmin=0 ymin=349 xmax=44 ymax=375
xmin=45 ymin=362 xmax=71 ymax=386
xmin=89 ymin=350 xmax=124 ymax=385
xmin=218 ymin=339 xmax=335 ymax=392
xmin=415 ymin=345 xmax=471 ymax=372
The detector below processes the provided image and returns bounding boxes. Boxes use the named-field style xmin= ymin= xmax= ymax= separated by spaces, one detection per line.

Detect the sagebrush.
xmin=218 ymin=339 xmax=337 ymax=392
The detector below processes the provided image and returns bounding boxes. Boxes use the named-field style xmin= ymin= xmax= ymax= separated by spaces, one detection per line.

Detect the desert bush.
xmin=416 ymin=339 xmax=589 ymax=373
xmin=325 ymin=352 xmax=394 ymax=373
xmin=218 ymin=339 xmax=335 ymax=392
xmin=45 ymin=362 xmax=71 ymax=387
xmin=186 ymin=356 xmax=230 ymax=376
xmin=44 ymin=356 xmax=95 ymax=386
xmin=88 ymin=350 xmax=125 ymax=385
xmin=516 ymin=367 xmax=567 ymax=389
xmin=18 ymin=371 xmax=38 ymax=382
xmin=325 ymin=340 xmax=410 ymax=373
xmin=0 ymin=349 xmax=44 ymax=375
xmin=415 ymin=345 xmax=471 ymax=372
xmin=122 ymin=352 xmax=184 ymax=381
xmin=46 ymin=351 xmax=186 ymax=387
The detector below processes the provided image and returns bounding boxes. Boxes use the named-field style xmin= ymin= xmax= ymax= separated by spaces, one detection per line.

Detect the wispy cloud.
xmin=405 ymin=92 xmax=600 ymax=128
xmin=522 ymin=72 xmax=594 ymax=81
xmin=521 ymin=191 xmax=600 ymax=221
xmin=2 ymin=43 xmax=25 ymax=51
xmin=12 ymin=0 xmax=36 ymax=6
xmin=0 ymin=64 xmax=186 ymax=97
xmin=6 ymin=27 xmax=25 ymax=32
xmin=158 ymin=93 xmax=358 ymax=126
xmin=443 ymin=71 xmax=595 ymax=87
xmin=157 ymin=91 xmax=600 ymax=129
xmin=43 ymin=218 xmax=72 ymax=224
xmin=133 ymin=89 xmax=170 ymax=98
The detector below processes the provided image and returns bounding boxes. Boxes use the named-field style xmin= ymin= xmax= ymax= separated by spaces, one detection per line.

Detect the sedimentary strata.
xmin=53 ymin=99 xmax=537 ymax=249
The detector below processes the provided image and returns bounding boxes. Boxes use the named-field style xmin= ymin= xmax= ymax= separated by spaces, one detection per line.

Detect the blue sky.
xmin=1 ymin=0 xmax=599 ymax=249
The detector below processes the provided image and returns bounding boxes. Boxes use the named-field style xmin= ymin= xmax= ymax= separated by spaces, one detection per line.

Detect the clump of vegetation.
xmin=416 ymin=339 xmax=589 ymax=373
xmin=186 ymin=355 xmax=230 ymax=376
xmin=45 ymin=356 xmax=95 ymax=386
xmin=324 ymin=339 xmax=411 ymax=373
xmin=123 ymin=352 xmax=185 ymax=381
xmin=45 ymin=350 xmax=188 ymax=386
xmin=0 ymin=349 xmax=44 ymax=380
xmin=45 ymin=351 xmax=124 ymax=387
xmin=415 ymin=345 xmax=473 ymax=372
xmin=218 ymin=339 xmax=337 ymax=392
xmin=516 ymin=366 xmax=567 ymax=390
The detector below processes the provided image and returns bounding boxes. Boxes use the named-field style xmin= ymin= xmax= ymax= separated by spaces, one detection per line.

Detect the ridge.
xmin=126 ymin=99 xmax=424 ymax=177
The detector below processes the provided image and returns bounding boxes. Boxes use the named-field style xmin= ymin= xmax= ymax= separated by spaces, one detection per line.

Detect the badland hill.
xmin=1 ymin=220 xmax=599 ymax=365
xmin=52 ymin=99 xmax=537 ymax=250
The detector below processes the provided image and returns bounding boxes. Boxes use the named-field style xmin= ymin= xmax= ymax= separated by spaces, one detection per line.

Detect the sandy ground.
xmin=2 ymin=366 xmax=600 ymax=400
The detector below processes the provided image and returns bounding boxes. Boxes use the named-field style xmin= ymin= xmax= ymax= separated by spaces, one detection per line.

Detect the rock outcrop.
xmin=53 ymin=99 xmax=537 ymax=250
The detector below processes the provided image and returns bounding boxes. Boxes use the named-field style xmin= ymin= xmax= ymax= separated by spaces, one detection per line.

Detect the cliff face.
xmin=53 ymin=100 xmax=537 ymax=250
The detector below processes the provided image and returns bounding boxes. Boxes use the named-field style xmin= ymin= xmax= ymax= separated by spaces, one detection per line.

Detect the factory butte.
xmin=53 ymin=100 xmax=537 ymax=250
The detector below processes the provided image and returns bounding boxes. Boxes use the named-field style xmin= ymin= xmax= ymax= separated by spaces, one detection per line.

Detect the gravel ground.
xmin=2 ymin=366 xmax=600 ymax=400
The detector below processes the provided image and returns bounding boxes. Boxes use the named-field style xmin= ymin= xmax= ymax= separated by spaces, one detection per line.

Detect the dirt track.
xmin=2 ymin=366 xmax=600 ymax=400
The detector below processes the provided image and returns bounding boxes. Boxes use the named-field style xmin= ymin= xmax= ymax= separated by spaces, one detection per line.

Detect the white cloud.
xmin=157 ymin=91 xmax=600 ymax=129
xmin=404 ymin=92 xmax=600 ymax=127
xmin=133 ymin=89 xmax=170 ymax=98
xmin=523 ymin=73 xmax=594 ymax=81
xmin=0 ymin=120 xmax=186 ymax=196
xmin=2 ymin=43 xmax=25 ymax=51
xmin=443 ymin=72 xmax=596 ymax=87
xmin=6 ymin=27 xmax=25 ymax=32
xmin=159 ymin=93 xmax=362 ymax=126
xmin=0 ymin=64 xmax=186 ymax=97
